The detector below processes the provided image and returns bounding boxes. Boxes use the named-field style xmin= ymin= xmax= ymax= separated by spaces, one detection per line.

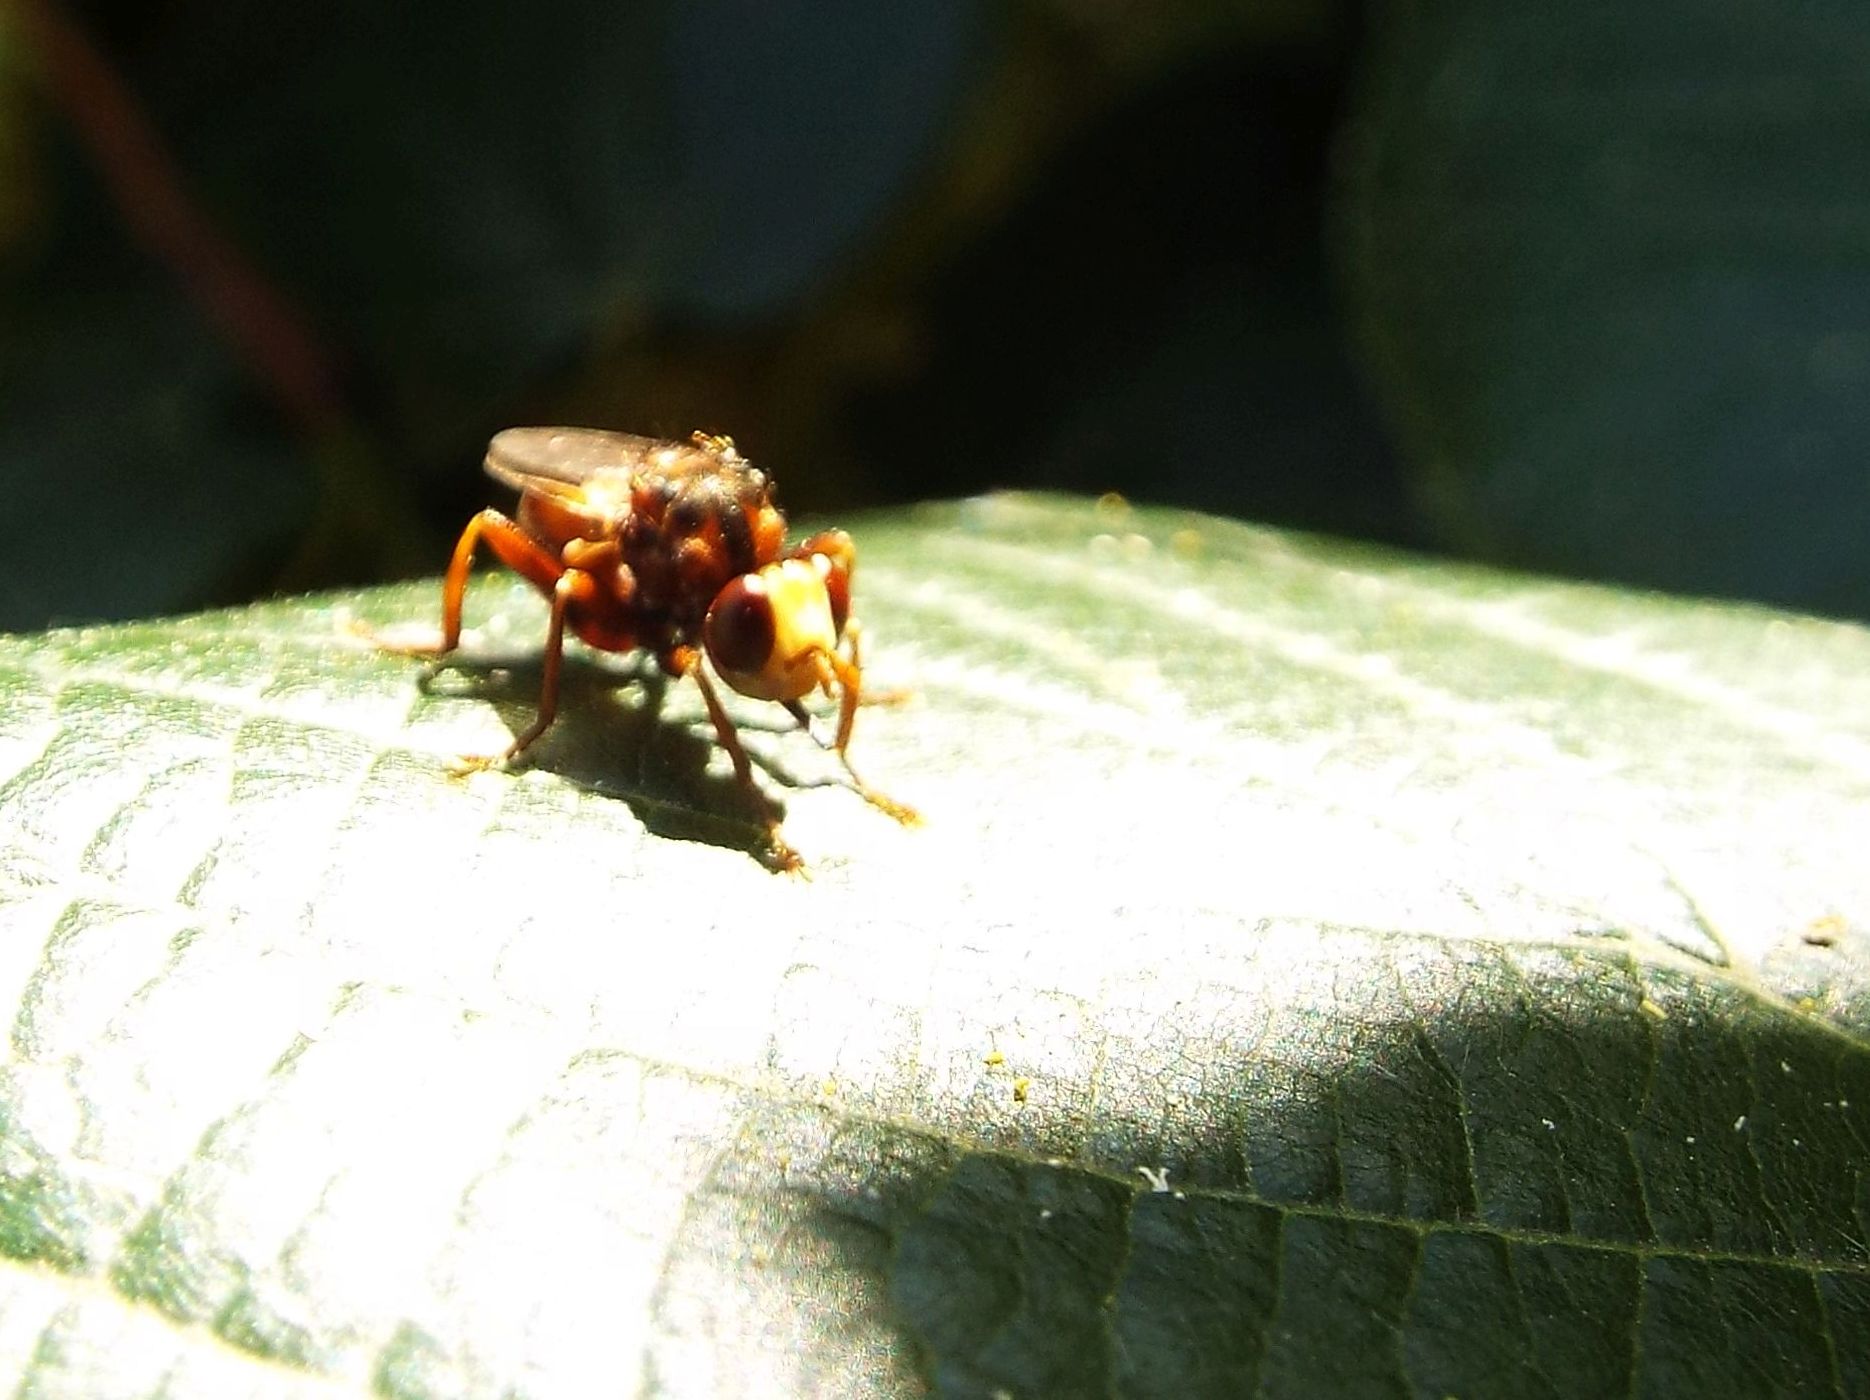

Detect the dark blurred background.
xmin=2 ymin=0 xmax=1867 ymax=631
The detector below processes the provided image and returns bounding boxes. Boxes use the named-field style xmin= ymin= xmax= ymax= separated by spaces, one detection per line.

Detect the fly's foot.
xmin=862 ymin=787 xmax=921 ymax=827
xmin=842 ymin=762 xmax=920 ymax=826
xmin=445 ymin=746 xmax=527 ymax=777
xmin=765 ymin=829 xmax=809 ymax=877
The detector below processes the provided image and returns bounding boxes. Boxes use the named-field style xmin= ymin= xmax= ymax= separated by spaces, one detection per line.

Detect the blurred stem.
xmin=13 ymin=0 xmax=343 ymax=433
xmin=10 ymin=0 xmax=435 ymax=587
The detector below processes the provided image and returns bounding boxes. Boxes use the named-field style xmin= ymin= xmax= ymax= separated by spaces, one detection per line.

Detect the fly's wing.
xmin=483 ymin=426 xmax=669 ymax=494
xmin=482 ymin=426 xmax=675 ymax=532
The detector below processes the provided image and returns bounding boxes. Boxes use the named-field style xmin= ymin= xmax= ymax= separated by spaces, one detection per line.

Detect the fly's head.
xmin=702 ymin=531 xmax=855 ymax=702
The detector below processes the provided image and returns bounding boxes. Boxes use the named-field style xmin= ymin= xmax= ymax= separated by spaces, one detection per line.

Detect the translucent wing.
xmin=482 ymin=426 xmax=671 ymax=497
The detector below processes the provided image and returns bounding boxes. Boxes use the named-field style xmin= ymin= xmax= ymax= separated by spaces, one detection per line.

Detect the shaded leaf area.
xmin=1335 ymin=1 xmax=1870 ymax=617
xmin=0 ymin=495 xmax=1868 ymax=1395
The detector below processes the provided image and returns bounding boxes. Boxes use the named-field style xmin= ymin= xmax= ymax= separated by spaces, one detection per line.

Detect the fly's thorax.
xmin=619 ymin=468 xmax=785 ymax=635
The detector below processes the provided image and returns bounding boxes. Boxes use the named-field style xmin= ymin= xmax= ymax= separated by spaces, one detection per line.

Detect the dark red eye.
xmin=704 ymin=575 xmax=776 ymax=676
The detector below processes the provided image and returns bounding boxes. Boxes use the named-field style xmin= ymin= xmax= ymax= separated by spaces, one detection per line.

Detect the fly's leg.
xmin=680 ymin=649 xmax=805 ymax=873
xmin=370 ymin=509 xmax=592 ymax=770
xmin=781 ymin=699 xmax=820 ymax=743
xmin=375 ymin=509 xmax=566 ymax=657
xmin=783 ymin=621 xmax=900 ymax=748
xmin=831 ymin=619 xmax=863 ymax=752
xmin=454 ymin=567 xmax=602 ymax=770
xmin=839 ymin=620 xmax=913 ymax=709
xmin=819 ymin=621 xmax=920 ymax=826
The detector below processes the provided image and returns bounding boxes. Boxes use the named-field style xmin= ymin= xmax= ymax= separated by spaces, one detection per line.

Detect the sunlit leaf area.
xmin=2 ymin=495 xmax=1866 ymax=1395
xmin=5 ymin=1 xmax=1870 ymax=1395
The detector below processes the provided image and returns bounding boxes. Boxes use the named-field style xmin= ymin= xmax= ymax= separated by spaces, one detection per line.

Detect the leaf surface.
xmin=1 ymin=495 xmax=1868 ymax=1397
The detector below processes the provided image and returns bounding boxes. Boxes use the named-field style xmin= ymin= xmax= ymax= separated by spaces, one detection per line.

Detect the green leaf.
xmin=2 ymin=494 xmax=1868 ymax=1396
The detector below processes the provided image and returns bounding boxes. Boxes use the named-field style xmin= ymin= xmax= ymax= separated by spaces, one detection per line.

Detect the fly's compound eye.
xmin=704 ymin=575 xmax=777 ymax=678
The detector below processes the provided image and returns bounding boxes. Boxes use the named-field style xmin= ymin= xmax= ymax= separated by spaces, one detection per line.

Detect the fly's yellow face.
xmin=704 ymin=555 xmax=841 ymax=702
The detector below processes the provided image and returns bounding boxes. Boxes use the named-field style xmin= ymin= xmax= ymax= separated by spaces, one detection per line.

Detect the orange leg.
xmin=376 ymin=509 xmax=568 ymax=658
xmin=450 ymin=566 xmax=605 ymax=769
xmin=378 ymin=509 xmax=599 ymax=769
xmin=831 ymin=618 xmax=864 ymax=752
xmin=681 ymin=649 xmax=804 ymax=873
xmin=818 ymin=622 xmax=919 ymax=826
